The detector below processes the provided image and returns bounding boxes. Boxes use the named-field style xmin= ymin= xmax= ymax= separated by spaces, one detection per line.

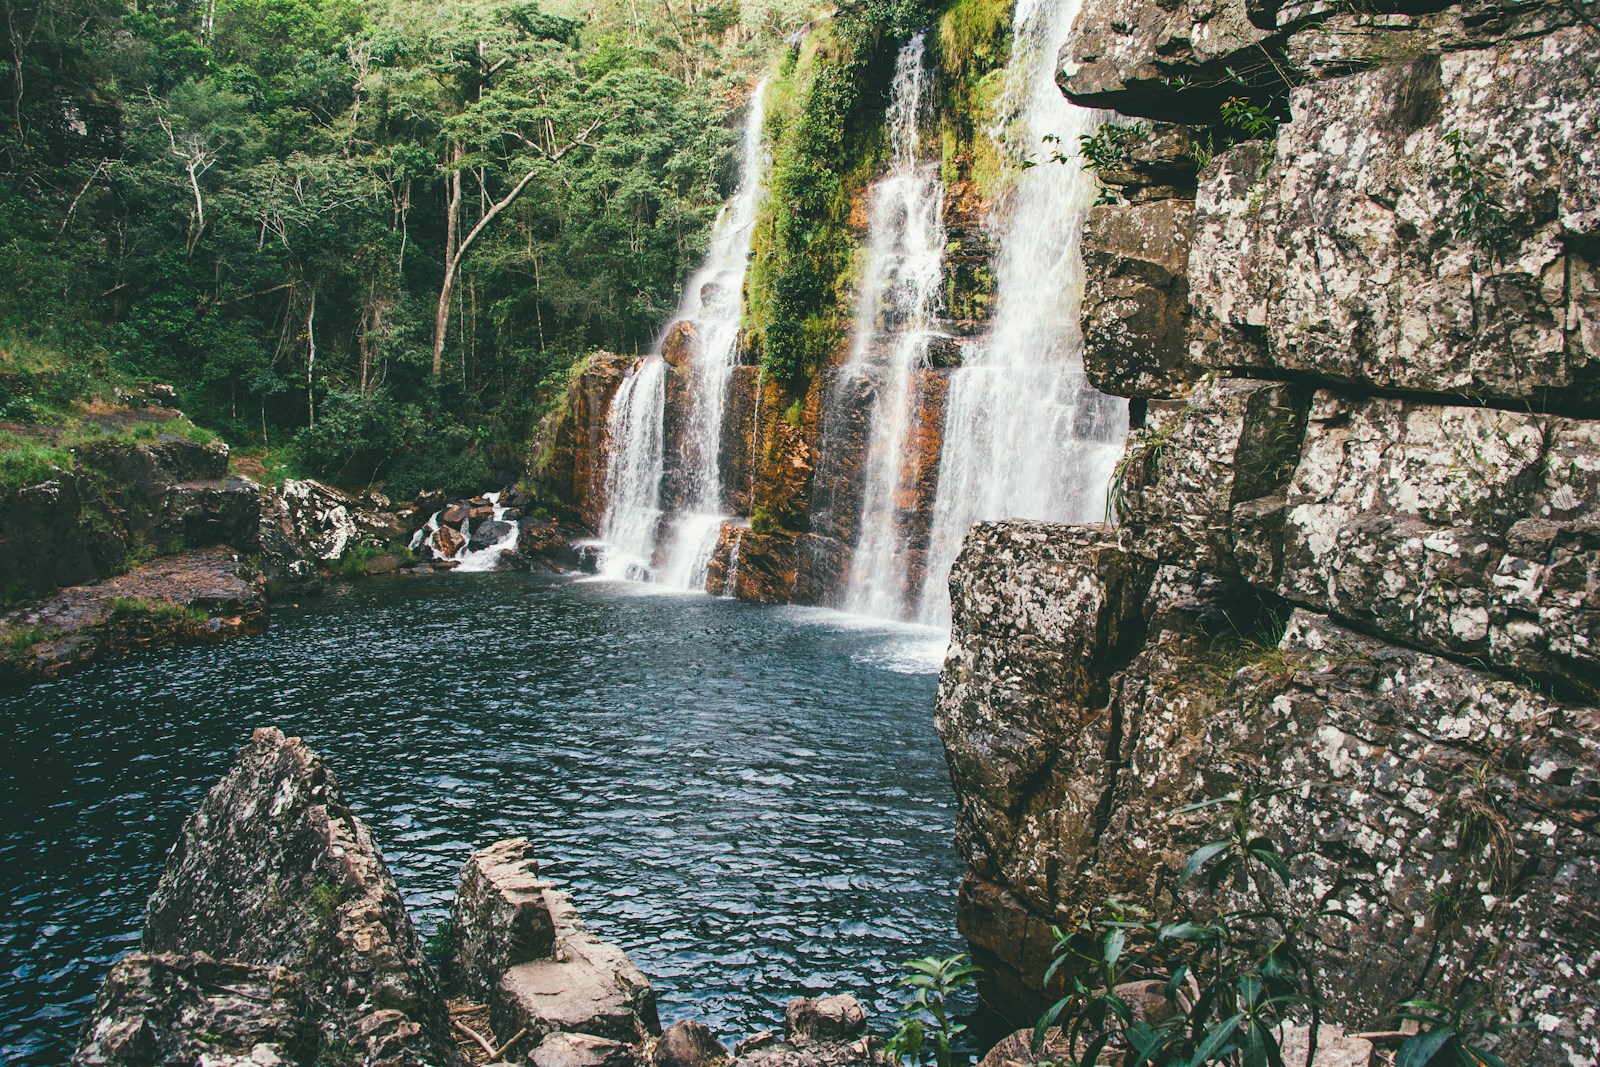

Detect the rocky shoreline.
xmin=73 ymin=728 xmax=887 ymax=1067
xmin=0 ymin=429 xmax=600 ymax=685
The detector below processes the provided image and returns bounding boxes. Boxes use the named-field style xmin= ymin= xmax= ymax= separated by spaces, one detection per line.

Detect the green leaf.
xmin=1397 ymin=1029 xmax=1457 ymax=1067
xmin=1188 ymin=1015 xmax=1243 ymax=1067
xmin=1184 ymin=838 xmax=1228 ymax=889
xmin=1104 ymin=928 xmax=1127 ymax=968
xmin=1171 ymin=793 xmax=1240 ymax=816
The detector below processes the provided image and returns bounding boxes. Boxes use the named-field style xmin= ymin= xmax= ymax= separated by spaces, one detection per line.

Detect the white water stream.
xmin=410 ymin=491 xmax=521 ymax=572
xmin=914 ymin=0 xmax=1128 ymax=626
xmin=836 ymin=34 xmax=947 ymax=620
xmin=598 ymin=80 xmax=770 ymax=587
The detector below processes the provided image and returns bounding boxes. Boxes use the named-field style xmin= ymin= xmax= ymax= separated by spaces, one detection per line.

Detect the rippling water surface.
xmin=0 ymin=573 xmax=960 ymax=1064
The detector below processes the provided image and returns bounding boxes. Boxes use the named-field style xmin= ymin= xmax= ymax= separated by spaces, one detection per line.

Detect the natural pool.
xmin=0 ymin=572 xmax=963 ymax=1064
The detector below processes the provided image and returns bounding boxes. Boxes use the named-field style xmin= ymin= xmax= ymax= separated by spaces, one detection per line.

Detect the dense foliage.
xmin=745 ymin=0 xmax=930 ymax=386
xmin=0 ymin=0 xmax=812 ymax=490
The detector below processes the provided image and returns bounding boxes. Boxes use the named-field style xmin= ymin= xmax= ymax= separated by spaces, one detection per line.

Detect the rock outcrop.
xmin=529 ymin=352 xmax=638 ymax=531
xmin=0 ymin=546 xmax=266 ymax=684
xmin=0 ymin=432 xmax=259 ymax=602
xmin=75 ymin=727 xmax=461 ymax=1066
xmin=451 ymin=838 xmax=659 ymax=1063
xmin=936 ymin=1 xmax=1600 ymax=1064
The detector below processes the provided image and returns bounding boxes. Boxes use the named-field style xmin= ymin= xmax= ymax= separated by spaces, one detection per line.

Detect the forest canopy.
xmin=0 ymin=0 xmax=819 ymax=491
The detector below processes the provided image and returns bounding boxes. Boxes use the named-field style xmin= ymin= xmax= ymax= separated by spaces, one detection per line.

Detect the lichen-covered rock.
xmin=1189 ymin=33 xmax=1600 ymax=405
xmin=489 ymin=881 xmax=659 ymax=1056
xmin=726 ymin=996 xmax=880 ymax=1067
xmin=452 ymin=838 xmax=556 ymax=996
xmin=72 ymin=952 xmax=314 ymax=1067
xmin=1082 ymin=198 xmax=1197 ymax=398
xmin=939 ymin=541 xmax=1600 ymax=1062
xmin=131 ymin=727 xmax=459 ymax=1067
xmin=1277 ymin=391 xmax=1600 ymax=699
xmin=937 ymin=521 xmax=1155 ymax=987
xmin=1114 ymin=377 xmax=1307 ymax=573
xmin=1057 ymin=0 xmax=1274 ymax=121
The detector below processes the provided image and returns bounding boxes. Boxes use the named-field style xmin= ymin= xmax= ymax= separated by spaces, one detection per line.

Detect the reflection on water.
xmin=0 ymin=573 xmax=961 ymax=1064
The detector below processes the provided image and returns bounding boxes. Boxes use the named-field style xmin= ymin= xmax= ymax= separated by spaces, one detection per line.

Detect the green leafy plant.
xmin=1219 ymin=97 xmax=1276 ymax=138
xmin=887 ymin=954 xmax=982 ymax=1067
xmin=1076 ymin=122 xmax=1150 ymax=173
xmin=1394 ymin=994 xmax=1528 ymax=1067
xmin=1032 ymin=788 xmax=1333 ymax=1067
xmin=1441 ymin=129 xmax=1512 ymax=267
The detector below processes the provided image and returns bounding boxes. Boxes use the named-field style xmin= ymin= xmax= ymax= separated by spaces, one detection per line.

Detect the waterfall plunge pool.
xmin=0 ymin=572 xmax=962 ymax=1065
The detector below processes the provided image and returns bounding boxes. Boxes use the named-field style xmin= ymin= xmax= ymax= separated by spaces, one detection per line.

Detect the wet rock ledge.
xmin=74 ymin=728 xmax=883 ymax=1067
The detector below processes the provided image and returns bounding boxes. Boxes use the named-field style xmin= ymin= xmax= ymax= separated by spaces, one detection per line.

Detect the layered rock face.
xmin=530 ymin=352 xmax=639 ymax=532
xmin=76 ymin=727 xmax=460 ymax=1066
xmin=0 ymin=434 xmax=258 ymax=601
xmin=938 ymin=1 xmax=1598 ymax=1062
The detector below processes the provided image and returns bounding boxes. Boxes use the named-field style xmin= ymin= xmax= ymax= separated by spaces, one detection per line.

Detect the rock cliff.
xmin=937 ymin=1 xmax=1598 ymax=1063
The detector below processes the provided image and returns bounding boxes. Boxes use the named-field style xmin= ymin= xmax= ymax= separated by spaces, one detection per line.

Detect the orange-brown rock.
xmin=528 ymin=352 xmax=637 ymax=530
xmin=433 ymin=524 xmax=466 ymax=557
xmin=661 ymin=321 xmax=697 ymax=369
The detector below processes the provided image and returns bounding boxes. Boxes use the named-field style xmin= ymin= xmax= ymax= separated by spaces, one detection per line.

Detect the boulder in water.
xmin=434 ymin=524 xmax=466 ymax=557
xmin=652 ymin=1022 xmax=728 ymax=1067
xmin=469 ymin=519 xmax=514 ymax=551
xmin=81 ymin=727 xmax=462 ymax=1067
xmin=784 ymin=996 xmax=866 ymax=1041
xmin=728 ymin=996 xmax=879 ymax=1067
xmin=441 ymin=503 xmax=470 ymax=527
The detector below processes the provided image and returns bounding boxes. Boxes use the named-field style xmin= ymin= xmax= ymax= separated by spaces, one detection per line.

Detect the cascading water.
xmin=835 ymin=34 xmax=947 ymax=620
xmin=915 ymin=0 xmax=1128 ymax=626
xmin=410 ymin=491 xmax=521 ymax=572
xmin=597 ymin=79 xmax=769 ymax=587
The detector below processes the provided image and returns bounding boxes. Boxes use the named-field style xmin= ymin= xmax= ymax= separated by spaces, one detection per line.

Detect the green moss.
xmin=308 ymin=879 xmax=343 ymax=926
xmin=334 ymin=541 xmax=414 ymax=581
xmin=750 ymin=504 xmax=777 ymax=535
xmin=6 ymin=624 xmax=47 ymax=658
xmin=933 ymin=0 xmax=1012 ymax=196
xmin=107 ymin=596 xmax=209 ymax=623
xmin=0 ymin=441 xmax=73 ymax=489
xmin=745 ymin=6 xmax=926 ymax=389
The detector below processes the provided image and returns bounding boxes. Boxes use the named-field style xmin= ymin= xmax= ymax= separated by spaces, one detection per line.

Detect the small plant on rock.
xmin=887 ymin=953 xmax=982 ymax=1067
xmin=1394 ymin=993 xmax=1527 ymax=1067
xmin=1031 ymin=789 xmax=1332 ymax=1067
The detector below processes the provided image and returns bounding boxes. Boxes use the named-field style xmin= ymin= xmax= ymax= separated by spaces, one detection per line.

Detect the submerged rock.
xmin=76 ymin=727 xmax=461 ymax=1067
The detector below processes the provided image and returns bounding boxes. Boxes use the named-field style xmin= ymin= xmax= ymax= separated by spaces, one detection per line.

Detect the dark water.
xmin=0 ymin=573 xmax=964 ymax=1065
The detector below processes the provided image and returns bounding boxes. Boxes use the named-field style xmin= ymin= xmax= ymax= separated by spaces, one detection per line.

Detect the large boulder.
xmin=83 ymin=727 xmax=461 ymax=1067
xmin=450 ymin=838 xmax=659 ymax=1061
xmin=72 ymin=952 xmax=314 ymax=1067
xmin=727 ymin=996 xmax=877 ymax=1067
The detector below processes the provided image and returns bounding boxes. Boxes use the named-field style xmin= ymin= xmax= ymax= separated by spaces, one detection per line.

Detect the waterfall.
xmin=597 ymin=79 xmax=770 ymax=586
xmin=915 ymin=0 xmax=1128 ymax=626
xmin=835 ymin=34 xmax=947 ymax=620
